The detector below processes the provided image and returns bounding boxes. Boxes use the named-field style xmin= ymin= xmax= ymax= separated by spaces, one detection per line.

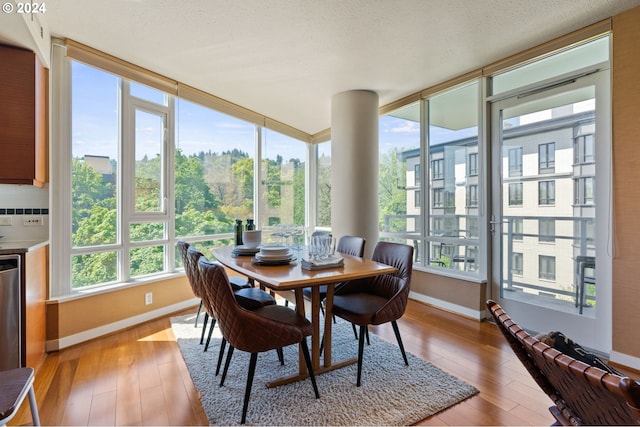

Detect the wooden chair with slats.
xmin=487 ymin=299 xmax=640 ymax=425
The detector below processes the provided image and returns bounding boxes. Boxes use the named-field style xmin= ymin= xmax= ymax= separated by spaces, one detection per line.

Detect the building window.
xmin=538 ymin=180 xmax=555 ymax=205
xmin=467 ymin=152 xmax=478 ymax=176
xmin=414 ymin=190 xmax=421 ymax=208
xmin=509 ymin=183 xmax=523 ymax=206
xmin=512 ymin=252 xmax=523 ymax=275
xmin=512 ymin=218 xmax=523 ymax=241
xmin=539 ymin=219 xmax=555 ymax=243
xmin=433 ymin=188 xmax=444 ymax=208
xmin=508 ymin=147 xmax=523 ymax=177
xmin=466 ymin=185 xmax=478 ymax=207
xmin=574 ymin=134 xmax=594 ymax=164
xmin=539 ymin=255 xmax=556 ymax=281
xmin=538 ymin=142 xmax=555 ymax=173
xmin=574 ymin=177 xmax=595 ymax=205
xmin=431 ymin=158 xmax=444 ymax=180
xmin=414 ymin=164 xmax=421 ymax=186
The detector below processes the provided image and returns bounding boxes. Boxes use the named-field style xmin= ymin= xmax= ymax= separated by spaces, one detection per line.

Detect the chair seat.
xmin=333 ymin=293 xmax=387 ymax=326
xmin=301 ymin=285 xmax=329 ymax=299
xmin=234 ymin=288 xmax=276 ymax=310
xmin=0 ymin=367 xmax=39 ymax=426
xmin=255 ymin=305 xmax=313 ymax=335
xmin=229 ymin=276 xmax=251 ymax=291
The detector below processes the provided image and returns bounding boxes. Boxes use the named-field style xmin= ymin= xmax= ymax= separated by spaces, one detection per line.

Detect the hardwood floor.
xmin=11 ymin=299 xmax=565 ymax=426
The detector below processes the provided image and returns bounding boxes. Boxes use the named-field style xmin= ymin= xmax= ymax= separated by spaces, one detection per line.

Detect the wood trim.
xmin=65 ymin=39 xmax=178 ymax=95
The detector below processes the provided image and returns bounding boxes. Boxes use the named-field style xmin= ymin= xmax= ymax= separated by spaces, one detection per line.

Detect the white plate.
xmin=256 ymin=250 xmax=293 ymax=260
xmin=258 ymin=246 xmax=290 ymax=256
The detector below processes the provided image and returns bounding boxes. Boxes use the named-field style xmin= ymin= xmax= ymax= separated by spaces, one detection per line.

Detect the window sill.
xmin=414 ymin=264 xmax=486 ymax=284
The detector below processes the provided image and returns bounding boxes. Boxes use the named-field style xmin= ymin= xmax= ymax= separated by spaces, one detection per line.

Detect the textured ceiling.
xmin=2 ymin=0 xmax=640 ymax=135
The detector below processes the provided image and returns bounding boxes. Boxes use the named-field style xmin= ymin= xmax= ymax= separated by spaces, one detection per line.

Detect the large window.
xmin=63 ymin=59 xmax=308 ymax=293
xmin=378 ymin=102 xmax=421 ymax=256
xmin=316 ymin=142 xmax=332 ymax=228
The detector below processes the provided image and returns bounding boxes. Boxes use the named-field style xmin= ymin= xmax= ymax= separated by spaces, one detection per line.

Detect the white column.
xmin=331 ymin=90 xmax=379 ymax=258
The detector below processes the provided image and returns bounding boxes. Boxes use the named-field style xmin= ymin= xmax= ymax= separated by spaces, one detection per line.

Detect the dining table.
xmin=211 ymin=245 xmax=397 ymax=387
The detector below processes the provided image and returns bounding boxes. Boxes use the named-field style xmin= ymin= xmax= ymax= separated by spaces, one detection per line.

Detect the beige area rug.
xmin=171 ymin=313 xmax=478 ymax=426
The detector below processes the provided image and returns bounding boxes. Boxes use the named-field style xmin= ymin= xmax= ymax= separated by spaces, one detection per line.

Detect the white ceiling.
xmin=2 ymin=0 xmax=640 ymax=136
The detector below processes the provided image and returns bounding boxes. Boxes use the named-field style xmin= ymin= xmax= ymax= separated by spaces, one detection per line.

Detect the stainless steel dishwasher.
xmin=0 ymin=254 xmax=21 ymax=370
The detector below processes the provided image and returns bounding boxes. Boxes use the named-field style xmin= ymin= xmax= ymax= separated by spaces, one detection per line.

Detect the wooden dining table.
xmin=211 ymin=245 xmax=397 ymax=387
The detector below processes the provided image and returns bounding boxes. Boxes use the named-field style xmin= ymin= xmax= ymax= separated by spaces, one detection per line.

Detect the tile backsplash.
xmin=0 ymin=184 xmax=49 ymax=242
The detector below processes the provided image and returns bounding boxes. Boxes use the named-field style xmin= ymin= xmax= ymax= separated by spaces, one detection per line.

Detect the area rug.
xmin=171 ymin=313 xmax=478 ymax=426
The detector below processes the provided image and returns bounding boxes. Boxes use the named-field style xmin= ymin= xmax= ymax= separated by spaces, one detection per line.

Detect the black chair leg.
xmin=195 ymin=300 xmax=203 ymax=327
xmin=356 ymin=324 xmax=367 ymax=387
xmin=220 ymin=345 xmax=235 ymax=387
xmin=215 ymin=339 xmax=227 ymax=376
xmin=300 ymin=338 xmax=320 ymax=399
xmin=391 ymin=320 xmax=409 ymax=366
xmin=200 ymin=313 xmax=209 ymax=345
xmin=204 ymin=317 xmax=216 ymax=352
xmin=241 ymin=353 xmax=259 ymax=425
xmin=276 ymin=348 xmax=284 ymax=365
xmin=365 ymin=328 xmax=370 ymax=346
xmin=352 ymin=323 xmax=359 ymax=340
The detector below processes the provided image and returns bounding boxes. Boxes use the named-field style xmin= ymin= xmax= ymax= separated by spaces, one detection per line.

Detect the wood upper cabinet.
xmin=0 ymin=44 xmax=47 ymax=187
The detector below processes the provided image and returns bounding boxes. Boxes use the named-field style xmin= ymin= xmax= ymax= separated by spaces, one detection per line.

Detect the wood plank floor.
xmin=11 ymin=299 xmax=595 ymax=425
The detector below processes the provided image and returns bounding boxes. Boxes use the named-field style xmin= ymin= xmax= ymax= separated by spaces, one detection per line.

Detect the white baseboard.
xmin=409 ymin=292 xmax=484 ymax=320
xmin=609 ymin=351 xmax=640 ymax=371
xmin=46 ymin=298 xmax=200 ymax=352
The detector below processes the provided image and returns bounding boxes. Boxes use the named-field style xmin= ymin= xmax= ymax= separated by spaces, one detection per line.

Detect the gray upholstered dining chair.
xmin=197 ymin=257 xmax=320 ymax=424
xmin=332 ymin=241 xmax=413 ymax=386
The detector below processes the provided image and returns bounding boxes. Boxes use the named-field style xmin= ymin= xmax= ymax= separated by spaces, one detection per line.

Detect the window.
xmin=539 ymin=142 xmax=555 ymax=173
xmin=539 ymin=255 xmax=556 ymax=281
xmin=467 ymin=152 xmax=478 ymax=176
xmin=316 ymin=142 xmax=332 ymax=228
xmin=574 ymin=134 xmax=594 ymax=164
xmin=512 ymin=218 xmax=523 ymax=241
xmin=426 ymin=81 xmax=480 ymax=274
xmin=261 ymin=129 xmax=306 ymax=228
xmin=539 ymin=219 xmax=555 ymax=243
xmin=62 ymin=58 xmax=308 ymax=294
xmin=466 ymin=185 xmax=478 ymax=207
xmin=433 ymin=188 xmax=444 ymax=208
xmin=512 ymin=252 xmax=523 ymax=275
xmin=431 ymin=158 xmax=444 ymax=180
xmin=174 ymin=99 xmax=255 ymax=243
xmin=538 ymin=180 xmax=555 ymax=205
xmin=378 ymin=102 xmax=421 ymax=244
xmin=574 ymin=177 xmax=595 ymax=205
xmin=509 ymin=183 xmax=523 ymax=206
xmin=508 ymin=147 xmax=523 ymax=177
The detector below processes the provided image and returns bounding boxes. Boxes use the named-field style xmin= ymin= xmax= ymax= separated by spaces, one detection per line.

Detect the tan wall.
xmin=411 ymin=270 xmax=486 ymax=314
xmin=612 ymin=5 xmax=640 ymax=358
xmin=46 ymin=276 xmax=196 ymax=340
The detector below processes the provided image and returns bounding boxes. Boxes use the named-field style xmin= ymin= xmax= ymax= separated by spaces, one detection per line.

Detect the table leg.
xmin=323 ymin=283 xmax=335 ymax=367
xmin=310 ymin=286 xmax=321 ymax=370
xmin=294 ymin=289 xmax=306 ymax=374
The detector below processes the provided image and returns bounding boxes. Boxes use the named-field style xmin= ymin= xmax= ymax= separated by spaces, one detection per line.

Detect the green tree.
xmin=379 ymin=148 xmax=408 ymax=232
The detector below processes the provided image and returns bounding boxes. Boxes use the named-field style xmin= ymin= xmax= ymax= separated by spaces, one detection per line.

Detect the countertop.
xmin=0 ymin=240 xmax=49 ymax=255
